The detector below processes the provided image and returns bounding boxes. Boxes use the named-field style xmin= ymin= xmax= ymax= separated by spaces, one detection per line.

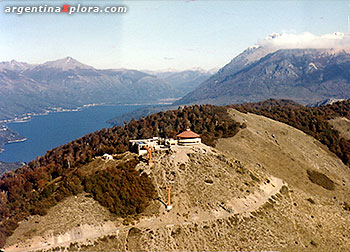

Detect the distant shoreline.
xmin=0 ymin=103 xmax=104 ymax=125
xmin=0 ymin=102 xmax=175 ymax=126
xmin=7 ymin=138 xmax=27 ymax=144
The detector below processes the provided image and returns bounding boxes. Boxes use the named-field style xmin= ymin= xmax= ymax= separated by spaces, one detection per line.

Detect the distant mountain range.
xmin=146 ymin=68 xmax=214 ymax=95
xmin=0 ymin=57 xmax=212 ymax=153
xmin=175 ymin=47 xmax=350 ymax=105
xmin=0 ymin=57 xmax=212 ymax=122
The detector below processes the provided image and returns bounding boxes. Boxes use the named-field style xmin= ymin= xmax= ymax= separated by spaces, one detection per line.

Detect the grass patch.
xmin=307 ymin=170 xmax=335 ymax=191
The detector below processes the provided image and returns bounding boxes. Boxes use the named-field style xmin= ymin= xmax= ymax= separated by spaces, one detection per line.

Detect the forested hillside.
xmin=0 ymin=105 xmax=241 ymax=247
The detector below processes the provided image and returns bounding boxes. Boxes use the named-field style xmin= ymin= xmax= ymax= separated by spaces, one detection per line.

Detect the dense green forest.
xmin=0 ymin=104 xmax=241 ymax=247
xmin=232 ymin=99 xmax=350 ymax=167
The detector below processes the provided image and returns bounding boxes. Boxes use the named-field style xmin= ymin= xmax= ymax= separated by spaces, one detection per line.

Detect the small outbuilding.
xmin=102 ymin=153 xmax=113 ymax=160
xmin=176 ymin=129 xmax=201 ymax=145
xmin=129 ymin=138 xmax=157 ymax=156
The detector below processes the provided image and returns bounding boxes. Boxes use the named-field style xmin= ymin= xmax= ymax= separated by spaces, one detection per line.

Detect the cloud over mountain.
xmin=257 ymin=32 xmax=350 ymax=50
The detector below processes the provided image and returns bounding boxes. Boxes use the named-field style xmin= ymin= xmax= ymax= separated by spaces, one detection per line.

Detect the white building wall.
xmin=178 ymin=138 xmax=201 ymax=145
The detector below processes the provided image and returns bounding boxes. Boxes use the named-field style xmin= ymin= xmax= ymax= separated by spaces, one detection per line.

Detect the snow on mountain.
xmin=37 ymin=57 xmax=95 ymax=71
xmin=0 ymin=60 xmax=33 ymax=72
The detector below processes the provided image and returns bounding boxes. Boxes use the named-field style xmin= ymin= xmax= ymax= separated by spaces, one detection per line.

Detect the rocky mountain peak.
xmin=175 ymin=47 xmax=350 ymax=106
xmin=38 ymin=57 xmax=95 ymax=71
xmin=0 ymin=60 xmax=33 ymax=71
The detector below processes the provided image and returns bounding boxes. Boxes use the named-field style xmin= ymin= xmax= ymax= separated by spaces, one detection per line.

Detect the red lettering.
xmin=62 ymin=5 xmax=70 ymax=12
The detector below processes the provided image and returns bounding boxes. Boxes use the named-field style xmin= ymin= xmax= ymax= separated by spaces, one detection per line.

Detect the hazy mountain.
xmin=36 ymin=56 xmax=94 ymax=71
xmin=175 ymin=47 xmax=350 ymax=105
xmin=0 ymin=57 xmax=215 ymax=153
xmin=145 ymin=69 xmax=213 ymax=96
xmin=0 ymin=60 xmax=33 ymax=71
xmin=0 ymin=57 xmax=193 ymax=121
xmin=106 ymin=69 xmax=213 ymax=126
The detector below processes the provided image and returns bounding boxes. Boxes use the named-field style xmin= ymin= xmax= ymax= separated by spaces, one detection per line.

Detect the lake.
xmin=0 ymin=105 xmax=144 ymax=163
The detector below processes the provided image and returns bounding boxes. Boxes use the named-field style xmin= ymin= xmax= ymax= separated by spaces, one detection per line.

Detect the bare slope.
xmin=329 ymin=117 xmax=350 ymax=140
xmin=216 ymin=109 xmax=350 ymax=197
xmin=5 ymin=194 xmax=117 ymax=251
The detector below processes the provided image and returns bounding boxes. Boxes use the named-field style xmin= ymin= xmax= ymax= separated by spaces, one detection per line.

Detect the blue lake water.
xmin=0 ymin=105 xmax=144 ymax=163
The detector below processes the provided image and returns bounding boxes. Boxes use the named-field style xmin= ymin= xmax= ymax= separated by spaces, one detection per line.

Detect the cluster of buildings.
xmin=129 ymin=129 xmax=201 ymax=156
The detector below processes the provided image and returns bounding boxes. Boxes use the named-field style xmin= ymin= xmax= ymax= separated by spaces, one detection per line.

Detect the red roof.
xmin=176 ymin=129 xmax=200 ymax=138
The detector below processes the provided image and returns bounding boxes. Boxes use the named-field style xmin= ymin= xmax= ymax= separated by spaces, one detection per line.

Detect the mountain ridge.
xmin=34 ymin=56 xmax=95 ymax=71
xmin=175 ymin=47 xmax=350 ymax=106
xmin=0 ymin=56 xmax=212 ymax=122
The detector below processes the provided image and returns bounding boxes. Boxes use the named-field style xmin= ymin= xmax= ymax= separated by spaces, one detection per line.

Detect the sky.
xmin=0 ymin=0 xmax=349 ymax=71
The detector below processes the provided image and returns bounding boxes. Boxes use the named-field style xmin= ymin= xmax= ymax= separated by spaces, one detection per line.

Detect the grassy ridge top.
xmin=232 ymin=99 xmax=350 ymax=166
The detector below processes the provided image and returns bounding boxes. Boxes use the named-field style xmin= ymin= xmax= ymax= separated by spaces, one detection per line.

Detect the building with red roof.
xmin=176 ymin=129 xmax=201 ymax=145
